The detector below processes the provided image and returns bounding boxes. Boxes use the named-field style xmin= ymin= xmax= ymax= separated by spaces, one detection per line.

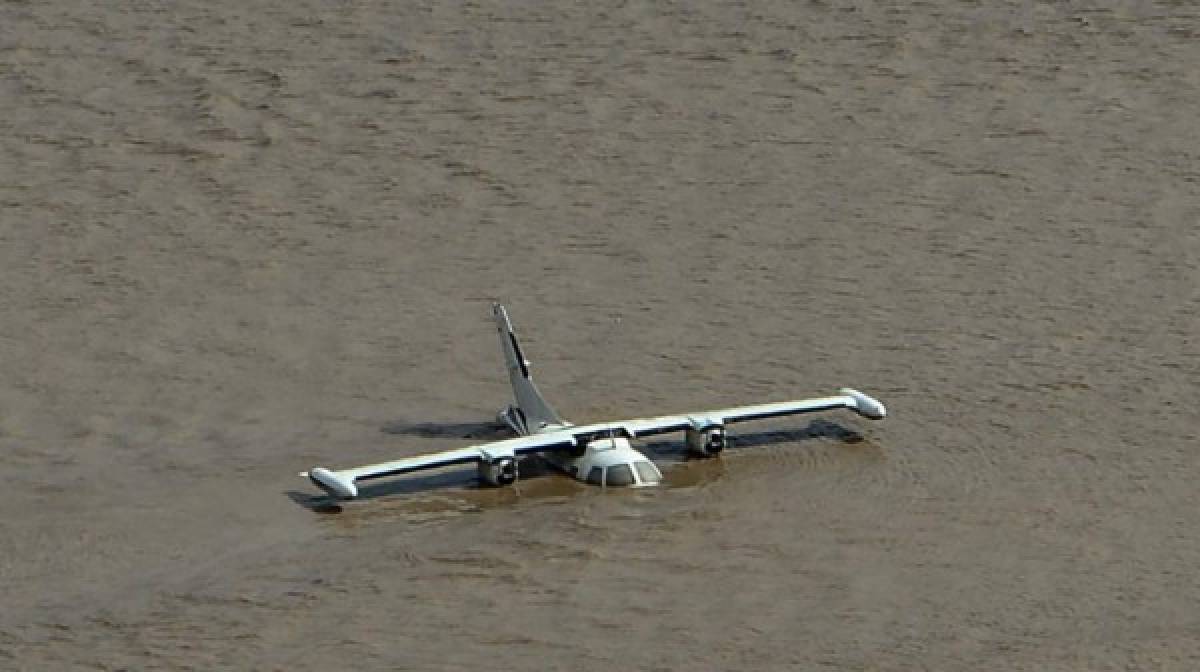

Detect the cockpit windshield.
xmin=633 ymin=461 xmax=662 ymax=484
xmin=605 ymin=463 xmax=635 ymax=487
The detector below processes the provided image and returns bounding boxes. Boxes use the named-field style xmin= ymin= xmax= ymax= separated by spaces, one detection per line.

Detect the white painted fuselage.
xmin=543 ymin=436 xmax=662 ymax=487
xmin=521 ymin=420 xmax=661 ymax=487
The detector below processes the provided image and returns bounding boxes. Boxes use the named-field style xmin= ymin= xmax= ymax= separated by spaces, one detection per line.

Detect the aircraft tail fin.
xmin=492 ymin=303 xmax=564 ymax=434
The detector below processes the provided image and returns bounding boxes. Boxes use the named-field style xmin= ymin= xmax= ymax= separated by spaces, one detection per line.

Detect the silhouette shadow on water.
xmin=288 ymin=419 xmax=868 ymax=511
xmin=380 ymin=419 xmax=511 ymax=440
xmin=286 ymin=490 xmax=345 ymax=514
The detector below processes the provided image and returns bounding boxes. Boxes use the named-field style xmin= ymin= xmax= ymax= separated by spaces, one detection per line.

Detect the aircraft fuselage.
xmin=532 ymin=429 xmax=662 ymax=488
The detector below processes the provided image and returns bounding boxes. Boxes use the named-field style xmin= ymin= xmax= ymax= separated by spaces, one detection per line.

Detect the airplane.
xmin=302 ymin=303 xmax=887 ymax=500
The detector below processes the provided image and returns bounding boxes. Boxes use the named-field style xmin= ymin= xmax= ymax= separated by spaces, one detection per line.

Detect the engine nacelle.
xmin=685 ymin=417 xmax=726 ymax=457
xmin=478 ymin=455 xmax=518 ymax=487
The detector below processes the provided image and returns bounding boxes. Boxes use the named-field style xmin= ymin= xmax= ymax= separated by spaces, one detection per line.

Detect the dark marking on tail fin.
xmin=492 ymin=303 xmax=565 ymax=431
xmin=508 ymin=332 xmax=530 ymax=378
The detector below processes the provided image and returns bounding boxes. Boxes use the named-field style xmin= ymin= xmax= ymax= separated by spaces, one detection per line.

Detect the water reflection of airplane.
xmin=302 ymin=304 xmax=887 ymax=501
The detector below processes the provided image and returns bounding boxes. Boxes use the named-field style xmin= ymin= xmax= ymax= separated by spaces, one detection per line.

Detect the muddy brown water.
xmin=2 ymin=1 xmax=1198 ymax=669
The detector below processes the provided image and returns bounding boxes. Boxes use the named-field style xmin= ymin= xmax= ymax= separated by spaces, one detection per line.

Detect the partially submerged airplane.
xmin=303 ymin=304 xmax=886 ymax=500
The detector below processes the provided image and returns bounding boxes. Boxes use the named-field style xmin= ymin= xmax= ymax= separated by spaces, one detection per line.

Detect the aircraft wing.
xmin=302 ymin=432 xmax=577 ymax=499
xmin=303 ymin=389 xmax=885 ymax=499
xmin=619 ymin=388 xmax=887 ymax=437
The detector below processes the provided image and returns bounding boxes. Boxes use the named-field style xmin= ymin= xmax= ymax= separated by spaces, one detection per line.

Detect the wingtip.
xmin=840 ymin=388 xmax=887 ymax=420
xmin=307 ymin=467 xmax=359 ymax=499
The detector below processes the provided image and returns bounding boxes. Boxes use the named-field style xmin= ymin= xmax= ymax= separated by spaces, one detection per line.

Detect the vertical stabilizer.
xmin=492 ymin=303 xmax=565 ymax=433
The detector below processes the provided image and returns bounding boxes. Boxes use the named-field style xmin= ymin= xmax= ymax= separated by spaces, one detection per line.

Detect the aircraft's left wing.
xmin=619 ymin=388 xmax=887 ymax=437
xmin=302 ymin=432 xmax=577 ymax=500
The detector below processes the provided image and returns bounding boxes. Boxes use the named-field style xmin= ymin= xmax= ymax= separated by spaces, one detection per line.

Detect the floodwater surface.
xmin=2 ymin=1 xmax=1198 ymax=669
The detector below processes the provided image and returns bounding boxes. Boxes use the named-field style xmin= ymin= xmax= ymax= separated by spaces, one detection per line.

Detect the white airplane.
xmin=303 ymin=304 xmax=887 ymax=500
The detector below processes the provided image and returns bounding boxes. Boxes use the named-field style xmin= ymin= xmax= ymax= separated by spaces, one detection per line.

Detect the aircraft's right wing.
xmin=302 ymin=431 xmax=578 ymax=500
xmin=619 ymin=388 xmax=887 ymax=438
